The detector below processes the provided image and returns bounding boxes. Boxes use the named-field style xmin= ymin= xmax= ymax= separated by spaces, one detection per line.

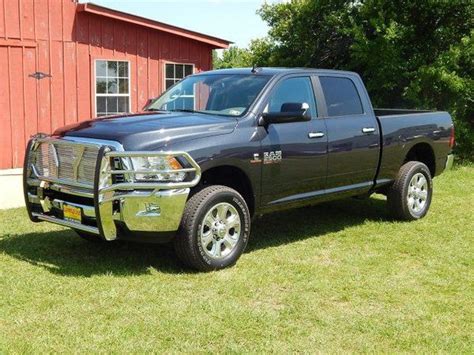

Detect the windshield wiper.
xmin=168 ymin=109 xmax=213 ymax=115
xmin=146 ymin=108 xmax=168 ymax=112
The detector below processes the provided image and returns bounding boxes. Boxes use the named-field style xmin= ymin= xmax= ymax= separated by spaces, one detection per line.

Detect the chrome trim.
xmin=48 ymin=183 xmax=94 ymax=199
xmin=29 ymin=137 xmax=103 ymax=188
xmin=32 ymin=212 xmax=100 ymax=235
xmin=31 ymin=172 xmax=95 ymax=190
xmin=27 ymin=193 xmax=41 ymax=204
xmin=50 ymin=199 xmax=96 ymax=218
xmin=445 ymin=154 xmax=454 ymax=170
xmin=120 ymin=189 xmax=190 ymax=232
xmin=99 ymin=181 xmax=199 ymax=193
xmin=308 ymin=132 xmax=325 ymax=139
xmin=72 ymin=145 xmax=85 ymax=180
xmin=362 ymin=127 xmax=376 ymax=134
xmin=25 ymin=135 xmax=201 ymax=242
xmin=107 ymin=168 xmax=196 ymax=174
xmin=50 ymin=143 xmax=60 ymax=177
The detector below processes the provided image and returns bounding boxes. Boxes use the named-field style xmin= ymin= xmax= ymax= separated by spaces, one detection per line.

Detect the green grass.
xmin=1 ymin=165 xmax=473 ymax=353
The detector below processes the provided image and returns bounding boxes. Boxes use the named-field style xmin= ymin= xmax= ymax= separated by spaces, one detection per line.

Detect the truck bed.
xmin=375 ymin=110 xmax=453 ymax=184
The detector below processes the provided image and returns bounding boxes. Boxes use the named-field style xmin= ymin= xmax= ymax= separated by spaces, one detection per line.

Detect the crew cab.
xmin=24 ymin=68 xmax=455 ymax=271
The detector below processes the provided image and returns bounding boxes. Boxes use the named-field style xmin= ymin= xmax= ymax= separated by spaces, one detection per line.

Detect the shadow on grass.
xmin=0 ymin=196 xmax=389 ymax=276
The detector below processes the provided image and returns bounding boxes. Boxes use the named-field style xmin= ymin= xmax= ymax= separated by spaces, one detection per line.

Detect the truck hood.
xmin=54 ymin=112 xmax=237 ymax=150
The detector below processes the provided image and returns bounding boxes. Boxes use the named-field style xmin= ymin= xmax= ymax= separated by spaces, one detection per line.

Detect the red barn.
xmin=0 ymin=0 xmax=230 ymax=169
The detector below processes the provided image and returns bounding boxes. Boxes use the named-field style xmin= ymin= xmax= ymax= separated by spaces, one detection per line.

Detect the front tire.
xmin=387 ymin=161 xmax=433 ymax=220
xmin=174 ymin=185 xmax=251 ymax=271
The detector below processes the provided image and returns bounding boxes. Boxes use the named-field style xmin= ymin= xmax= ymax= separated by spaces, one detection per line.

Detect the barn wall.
xmin=0 ymin=0 xmax=214 ymax=169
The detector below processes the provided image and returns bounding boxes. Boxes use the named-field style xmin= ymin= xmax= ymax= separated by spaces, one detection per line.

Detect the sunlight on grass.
xmin=0 ymin=165 xmax=473 ymax=352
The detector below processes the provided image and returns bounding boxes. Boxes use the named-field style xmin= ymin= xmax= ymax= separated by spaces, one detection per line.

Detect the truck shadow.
xmin=0 ymin=196 xmax=390 ymax=277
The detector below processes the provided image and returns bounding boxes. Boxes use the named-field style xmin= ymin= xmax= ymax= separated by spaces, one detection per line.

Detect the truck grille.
xmin=30 ymin=140 xmax=100 ymax=187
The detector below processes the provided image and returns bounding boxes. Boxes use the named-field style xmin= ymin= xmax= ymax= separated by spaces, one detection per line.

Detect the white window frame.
xmin=94 ymin=59 xmax=131 ymax=117
xmin=164 ymin=62 xmax=195 ymax=90
xmin=163 ymin=62 xmax=196 ymax=110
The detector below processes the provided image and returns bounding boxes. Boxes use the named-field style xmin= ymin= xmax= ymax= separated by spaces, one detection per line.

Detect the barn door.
xmin=0 ymin=44 xmax=38 ymax=169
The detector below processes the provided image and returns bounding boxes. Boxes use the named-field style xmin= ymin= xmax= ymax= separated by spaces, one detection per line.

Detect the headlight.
xmin=130 ymin=156 xmax=186 ymax=182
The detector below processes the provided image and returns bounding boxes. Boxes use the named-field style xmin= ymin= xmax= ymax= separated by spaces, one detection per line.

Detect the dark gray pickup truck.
xmin=24 ymin=68 xmax=454 ymax=271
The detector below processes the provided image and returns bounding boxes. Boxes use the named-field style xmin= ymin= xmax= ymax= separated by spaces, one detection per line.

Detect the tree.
xmin=249 ymin=0 xmax=474 ymax=159
xmin=213 ymin=46 xmax=252 ymax=69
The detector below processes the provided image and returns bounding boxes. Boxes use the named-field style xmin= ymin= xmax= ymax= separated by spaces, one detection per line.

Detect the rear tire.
xmin=387 ymin=161 xmax=433 ymax=220
xmin=174 ymin=185 xmax=251 ymax=271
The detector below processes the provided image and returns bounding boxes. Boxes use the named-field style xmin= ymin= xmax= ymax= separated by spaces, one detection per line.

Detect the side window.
xmin=319 ymin=76 xmax=363 ymax=117
xmin=267 ymin=77 xmax=317 ymax=118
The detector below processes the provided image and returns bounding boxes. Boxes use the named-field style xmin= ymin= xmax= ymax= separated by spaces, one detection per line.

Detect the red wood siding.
xmin=0 ymin=0 xmax=215 ymax=169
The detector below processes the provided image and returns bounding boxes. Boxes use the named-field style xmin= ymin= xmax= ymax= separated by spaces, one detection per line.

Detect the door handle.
xmin=362 ymin=127 xmax=376 ymax=134
xmin=308 ymin=132 xmax=325 ymax=139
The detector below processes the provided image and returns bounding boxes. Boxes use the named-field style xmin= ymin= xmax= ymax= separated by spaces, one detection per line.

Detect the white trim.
xmin=93 ymin=59 xmax=131 ymax=117
xmin=162 ymin=62 xmax=196 ymax=110
xmin=163 ymin=61 xmax=195 ymax=90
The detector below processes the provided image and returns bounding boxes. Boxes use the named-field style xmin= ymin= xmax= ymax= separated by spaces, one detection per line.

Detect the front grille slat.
xmin=32 ymin=141 xmax=100 ymax=187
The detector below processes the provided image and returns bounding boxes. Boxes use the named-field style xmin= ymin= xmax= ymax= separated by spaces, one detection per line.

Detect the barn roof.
xmin=77 ymin=3 xmax=232 ymax=49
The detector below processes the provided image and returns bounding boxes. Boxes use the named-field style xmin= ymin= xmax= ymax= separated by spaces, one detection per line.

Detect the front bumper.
xmin=24 ymin=137 xmax=201 ymax=241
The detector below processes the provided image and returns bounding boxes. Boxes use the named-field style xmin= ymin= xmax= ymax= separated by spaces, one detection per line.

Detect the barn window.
xmin=164 ymin=63 xmax=195 ymax=110
xmin=95 ymin=60 xmax=130 ymax=117
xmin=165 ymin=63 xmax=194 ymax=89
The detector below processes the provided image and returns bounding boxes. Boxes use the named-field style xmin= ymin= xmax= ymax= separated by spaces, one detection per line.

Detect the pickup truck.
xmin=24 ymin=68 xmax=454 ymax=271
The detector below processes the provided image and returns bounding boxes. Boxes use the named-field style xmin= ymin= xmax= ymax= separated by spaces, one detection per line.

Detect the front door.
xmin=260 ymin=76 xmax=328 ymax=206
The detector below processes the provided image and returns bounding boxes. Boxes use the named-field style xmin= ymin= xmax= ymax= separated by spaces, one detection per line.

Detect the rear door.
xmin=315 ymin=74 xmax=380 ymax=192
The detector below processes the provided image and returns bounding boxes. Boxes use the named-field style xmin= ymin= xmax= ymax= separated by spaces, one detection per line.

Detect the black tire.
xmin=75 ymin=230 xmax=107 ymax=243
xmin=387 ymin=161 xmax=433 ymax=220
xmin=174 ymin=185 xmax=251 ymax=271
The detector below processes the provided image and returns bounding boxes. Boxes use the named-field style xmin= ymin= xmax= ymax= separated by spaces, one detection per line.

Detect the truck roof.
xmin=199 ymin=67 xmax=358 ymax=77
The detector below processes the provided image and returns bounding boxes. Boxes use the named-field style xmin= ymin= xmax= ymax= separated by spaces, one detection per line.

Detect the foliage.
xmin=406 ymin=31 xmax=474 ymax=160
xmin=0 ymin=165 xmax=473 ymax=352
xmin=217 ymin=0 xmax=474 ymax=159
xmin=213 ymin=46 xmax=252 ymax=69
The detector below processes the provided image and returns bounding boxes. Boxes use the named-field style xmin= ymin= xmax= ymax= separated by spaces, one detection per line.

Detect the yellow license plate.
xmin=63 ymin=204 xmax=82 ymax=223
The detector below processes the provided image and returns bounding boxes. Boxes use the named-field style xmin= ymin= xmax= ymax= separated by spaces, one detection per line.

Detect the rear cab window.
xmin=319 ymin=76 xmax=364 ymax=117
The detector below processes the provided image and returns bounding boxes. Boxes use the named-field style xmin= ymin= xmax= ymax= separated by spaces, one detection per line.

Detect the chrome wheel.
xmin=199 ymin=202 xmax=241 ymax=259
xmin=407 ymin=172 xmax=429 ymax=214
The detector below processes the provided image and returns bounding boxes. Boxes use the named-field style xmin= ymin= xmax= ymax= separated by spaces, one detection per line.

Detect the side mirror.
xmin=259 ymin=102 xmax=311 ymax=125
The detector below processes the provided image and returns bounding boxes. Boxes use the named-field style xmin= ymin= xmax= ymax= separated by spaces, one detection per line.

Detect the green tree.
xmin=213 ymin=46 xmax=252 ymax=69
xmin=249 ymin=0 xmax=474 ymax=159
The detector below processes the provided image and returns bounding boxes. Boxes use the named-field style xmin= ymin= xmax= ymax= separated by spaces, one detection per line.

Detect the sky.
xmin=82 ymin=0 xmax=280 ymax=48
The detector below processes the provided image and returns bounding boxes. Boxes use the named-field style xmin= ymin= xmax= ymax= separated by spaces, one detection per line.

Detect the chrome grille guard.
xmin=24 ymin=136 xmax=201 ymax=241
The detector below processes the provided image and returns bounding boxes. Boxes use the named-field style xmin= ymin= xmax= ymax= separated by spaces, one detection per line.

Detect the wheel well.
xmin=404 ymin=143 xmax=436 ymax=177
xmin=195 ymin=166 xmax=255 ymax=216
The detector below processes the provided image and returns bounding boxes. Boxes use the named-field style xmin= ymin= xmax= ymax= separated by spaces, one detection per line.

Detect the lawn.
xmin=0 ymin=165 xmax=473 ymax=353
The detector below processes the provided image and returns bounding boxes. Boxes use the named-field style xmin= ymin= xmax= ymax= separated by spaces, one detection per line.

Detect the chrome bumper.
xmin=24 ymin=137 xmax=201 ymax=241
xmin=445 ymin=154 xmax=454 ymax=171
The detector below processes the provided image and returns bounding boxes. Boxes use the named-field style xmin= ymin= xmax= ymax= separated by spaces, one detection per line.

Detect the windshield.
xmin=145 ymin=74 xmax=271 ymax=117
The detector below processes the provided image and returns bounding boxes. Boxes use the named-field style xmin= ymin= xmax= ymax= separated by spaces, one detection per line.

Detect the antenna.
xmin=251 ymin=64 xmax=261 ymax=73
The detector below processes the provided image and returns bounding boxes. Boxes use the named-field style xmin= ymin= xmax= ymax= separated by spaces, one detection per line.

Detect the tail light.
xmin=449 ymin=126 xmax=455 ymax=149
